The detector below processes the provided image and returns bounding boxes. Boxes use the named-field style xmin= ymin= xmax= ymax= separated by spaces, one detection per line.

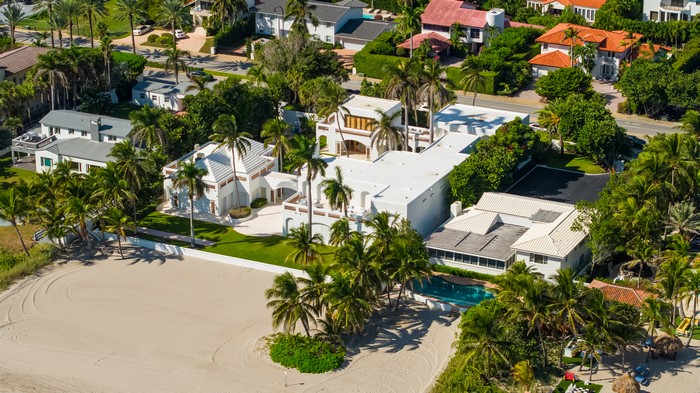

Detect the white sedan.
xmin=132 ymin=25 xmax=152 ymax=36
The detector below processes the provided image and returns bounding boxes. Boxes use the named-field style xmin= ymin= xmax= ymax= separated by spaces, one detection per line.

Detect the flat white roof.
xmin=434 ymin=104 xmax=528 ymax=135
xmin=323 ymin=132 xmax=476 ymax=204
xmin=344 ymin=95 xmax=402 ymax=114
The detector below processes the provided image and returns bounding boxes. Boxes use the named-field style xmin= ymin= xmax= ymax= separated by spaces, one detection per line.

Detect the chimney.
xmin=450 ymin=200 xmax=463 ymax=218
xmin=89 ymin=118 xmax=101 ymax=141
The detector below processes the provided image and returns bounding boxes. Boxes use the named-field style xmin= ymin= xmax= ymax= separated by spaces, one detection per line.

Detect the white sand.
xmin=0 ymin=251 xmax=459 ymax=393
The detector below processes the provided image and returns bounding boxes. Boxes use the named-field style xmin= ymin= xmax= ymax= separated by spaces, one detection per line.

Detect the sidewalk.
xmin=137 ymin=227 xmax=215 ymax=246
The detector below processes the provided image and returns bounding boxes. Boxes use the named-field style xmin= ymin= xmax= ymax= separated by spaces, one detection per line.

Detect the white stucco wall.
xmin=35 ymin=150 xmax=107 ymax=174
xmin=132 ymin=89 xmax=184 ymax=111
xmin=643 ymin=0 xmax=700 ymax=21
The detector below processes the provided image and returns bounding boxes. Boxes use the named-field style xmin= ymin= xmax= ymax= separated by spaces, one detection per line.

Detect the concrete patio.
xmin=156 ymin=202 xmax=283 ymax=237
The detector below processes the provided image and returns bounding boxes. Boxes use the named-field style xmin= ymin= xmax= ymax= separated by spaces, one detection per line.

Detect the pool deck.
xmin=434 ymin=272 xmax=499 ymax=290
xmin=407 ymin=273 xmax=498 ymax=314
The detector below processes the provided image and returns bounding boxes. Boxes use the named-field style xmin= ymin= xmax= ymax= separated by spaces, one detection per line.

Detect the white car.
xmin=132 ymin=25 xmax=152 ymax=36
xmin=175 ymin=30 xmax=187 ymax=39
xmin=529 ymin=122 xmax=547 ymax=132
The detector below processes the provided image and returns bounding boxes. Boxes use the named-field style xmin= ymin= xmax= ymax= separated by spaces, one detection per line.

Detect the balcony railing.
xmin=660 ymin=1 xmax=688 ymax=10
xmin=12 ymin=134 xmax=56 ymax=151
xmin=282 ymin=192 xmax=371 ymax=220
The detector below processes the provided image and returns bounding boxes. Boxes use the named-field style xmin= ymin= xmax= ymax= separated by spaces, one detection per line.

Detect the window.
xmin=470 ymin=29 xmax=480 ymax=39
xmin=270 ymin=27 xmax=276 ymax=35
xmin=344 ymin=114 xmax=374 ymax=131
xmin=607 ymin=51 xmax=614 ymax=58
xmin=602 ymin=64 xmax=615 ymax=76
xmin=69 ymin=161 xmax=80 ymax=171
xmin=108 ymin=135 xmax=117 ymax=141
xmin=542 ymin=43 xmax=548 ymax=50
xmin=41 ymin=157 xmax=53 ymax=167
xmin=529 ymin=253 xmax=547 ymax=264
xmin=164 ymin=97 xmax=170 ymax=103
xmin=325 ymin=22 xmax=332 ymax=28
xmin=325 ymin=35 xmax=332 ymax=43
xmin=68 ymin=129 xmax=75 ymax=135
xmin=81 ymin=131 xmax=88 ymax=137
xmin=140 ymin=93 xmax=146 ymax=99
xmin=650 ymin=11 xmax=658 ymax=21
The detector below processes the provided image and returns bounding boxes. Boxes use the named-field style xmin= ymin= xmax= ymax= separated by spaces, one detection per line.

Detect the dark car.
xmin=626 ymin=135 xmax=647 ymax=150
xmin=187 ymin=70 xmax=214 ymax=82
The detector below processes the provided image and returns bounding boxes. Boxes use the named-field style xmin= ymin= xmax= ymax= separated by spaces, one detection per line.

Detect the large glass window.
xmin=344 ymin=115 xmax=374 ymax=131
xmin=41 ymin=157 xmax=53 ymax=167
xmin=529 ymin=253 xmax=547 ymax=264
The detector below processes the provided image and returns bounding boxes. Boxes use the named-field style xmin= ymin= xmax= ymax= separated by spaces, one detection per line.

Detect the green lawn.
xmin=0 ymin=155 xmax=37 ymax=190
xmin=137 ymin=211 xmax=335 ymax=269
xmin=540 ymin=152 xmax=606 ymax=174
xmin=22 ymin=0 xmax=131 ymax=38
xmin=675 ymin=316 xmax=700 ymax=340
xmin=553 ymin=380 xmax=603 ymax=393
xmin=199 ymin=37 xmax=214 ymax=54
xmin=108 ymin=102 xmax=140 ymax=119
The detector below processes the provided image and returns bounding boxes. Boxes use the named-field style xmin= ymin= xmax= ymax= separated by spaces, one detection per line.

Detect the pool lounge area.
xmin=408 ymin=276 xmax=495 ymax=312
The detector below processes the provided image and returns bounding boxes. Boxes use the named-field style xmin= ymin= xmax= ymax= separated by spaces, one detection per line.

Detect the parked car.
xmin=626 ymin=135 xmax=647 ymax=150
xmin=132 ymin=25 xmax=152 ymax=36
xmin=175 ymin=29 xmax=187 ymax=39
xmin=529 ymin=122 xmax=547 ymax=132
xmin=187 ymin=70 xmax=214 ymax=82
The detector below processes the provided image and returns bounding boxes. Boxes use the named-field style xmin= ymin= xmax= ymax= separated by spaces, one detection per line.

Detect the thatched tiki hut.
xmin=654 ymin=334 xmax=683 ymax=359
xmin=612 ymin=373 xmax=640 ymax=393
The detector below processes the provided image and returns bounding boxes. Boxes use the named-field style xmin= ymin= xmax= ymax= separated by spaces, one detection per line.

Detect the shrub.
xmin=214 ymin=16 xmax=254 ymax=47
xmin=269 ymin=333 xmax=345 ymax=374
xmin=250 ymin=198 xmax=267 ymax=209
xmin=366 ymin=41 xmax=395 ymax=56
xmin=445 ymin=67 xmax=501 ymax=95
xmin=157 ymin=33 xmax=174 ymax=46
xmin=353 ymin=49 xmax=405 ymax=79
xmin=535 ymin=67 xmax=593 ymax=101
xmin=229 ymin=206 xmax=251 ymax=218
xmin=431 ymin=264 xmax=498 ymax=283
xmin=146 ymin=34 xmax=158 ymax=43
xmin=0 ymin=244 xmax=56 ymax=291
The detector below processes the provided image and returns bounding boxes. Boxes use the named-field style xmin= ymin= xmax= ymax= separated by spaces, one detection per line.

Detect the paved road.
xmin=14 ymin=29 xmax=678 ymax=137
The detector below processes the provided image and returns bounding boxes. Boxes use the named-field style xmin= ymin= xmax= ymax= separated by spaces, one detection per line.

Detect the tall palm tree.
xmin=458 ymin=300 xmax=513 ymax=379
xmin=93 ymin=161 xmax=134 ymax=211
xmin=397 ymin=5 xmax=422 ymax=58
xmin=212 ymin=0 xmax=249 ymax=25
xmin=0 ymin=189 xmax=30 ymax=255
xmin=641 ymin=297 xmax=672 ymax=362
xmin=563 ymin=26 xmax=581 ymax=67
xmin=389 ymin=231 xmax=431 ymax=311
xmin=128 ymin=105 xmax=168 ymax=149
xmin=265 ymin=271 xmax=315 ymax=336
xmin=104 ymin=207 xmax=132 ymax=258
xmin=485 ymin=25 xmax=501 ymax=46
xmin=1 ymin=2 xmax=26 ymax=46
xmin=461 ymin=63 xmax=486 ymax=106
xmin=573 ymin=324 xmax=606 ymax=380
xmin=49 ymin=8 xmax=68 ymax=49
xmin=163 ymin=45 xmax=191 ymax=85
xmin=384 ymin=60 xmax=418 ymax=150
xmin=298 ymin=262 xmax=329 ymax=315
xmin=100 ymin=35 xmax=114 ymax=92
xmin=62 ymin=174 xmax=96 ymax=248
xmin=285 ymin=0 xmax=317 ymax=35
xmin=320 ymin=166 xmax=353 ymax=217
xmin=109 ymin=140 xmax=146 ymax=230
xmin=449 ymin=22 xmax=467 ymax=55
xmin=33 ymin=0 xmax=56 ymax=48
xmin=329 ymin=217 xmax=351 ymax=247
xmin=676 ymin=109 xmax=700 ymax=140
xmin=625 ymin=238 xmax=657 ymax=288
xmin=173 ymin=160 xmax=208 ymax=248
xmin=656 ymin=256 xmax=691 ymax=324
xmin=316 ymin=81 xmax=350 ymax=158
xmin=418 ymin=59 xmax=452 ymax=143
xmin=551 ymin=269 xmax=587 ymax=366
xmin=158 ymin=0 xmax=190 ymax=44
xmin=665 ymin=201 xmax=700 ymax=240
xmin=114 ymin=0 xmax=147 ymax=54
xmin=322 ymin=270 xmax=372 ymax=335
xmin=261 ymin=118 xmax=291 ymax=171
xmin=287 ymin=136 xmax=328 ymax=239
xmin=536 ymin=98 xmax=568 ymax=155
xmin=55 ymin=0 xmax=84 ymax=46
xmin=368 ymin=109 xmax=402 ymax=154
xmin=285 ymin=223 xmax=324 ymax=266
xmin=247 ymin=64 xmax=266 ymax=87
xmin=682 ymin=269 xmax=700 ymax=347
xmin=82 ymin=0 xmax=107 ymax=48
xmin=210 ymin=114 xmax=253 ymax=210
xmin=366 ymin=211 xmax=398 ymax=305
xmin=610 ymin=321 xmax=645 ymax=372
xmin=335 ymin=231 xmax=379 ymax=299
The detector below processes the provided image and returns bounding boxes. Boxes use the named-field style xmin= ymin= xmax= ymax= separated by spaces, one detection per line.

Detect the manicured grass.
xmin=22 ymin=0 xmax=131 ymax=38
xmin=199 ymin=37 xmax=214 ymax=54
xmin=137 ymin=211 xmax=335 ymax=269
xmin=205 ymin=69 xmax=252 ymax=80
xmin=553 ymin=380 xmax=602 ymax=393
xmin=540 ymin=152 xmax=606 ymax=174
xmin=0 ymin=155 xmax=37 ymax=190
xmin=108 ymin=102 xmax=140 ymax=119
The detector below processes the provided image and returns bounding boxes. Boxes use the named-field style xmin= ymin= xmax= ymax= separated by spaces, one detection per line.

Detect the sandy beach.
xmin=0 ymin=249 xmax=458 ymax=393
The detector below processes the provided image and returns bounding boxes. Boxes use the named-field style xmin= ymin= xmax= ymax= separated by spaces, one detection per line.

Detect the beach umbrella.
xmin=654 ymin=334 xmax=683 ymax=356
xmin=612 ymin=373 xmax=640 ymax=393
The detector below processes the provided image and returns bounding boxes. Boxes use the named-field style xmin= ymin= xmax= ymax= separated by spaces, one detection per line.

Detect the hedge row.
xmin=431 ymin=264 xmax=498 ymax=283
xmin=269 ymin=333 xmax=345 ymax=374
xmin=445 ymin=67 xmax=501 ymax=95
xmin=214 ymin=17 xmax=254 ymax=47
xmin=353 ymin=49 xmax=406 ymax=79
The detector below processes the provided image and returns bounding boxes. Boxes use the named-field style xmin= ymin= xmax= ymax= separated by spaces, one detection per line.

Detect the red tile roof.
xmin=633 ymin=43 xmax=672 ymax=60
xmin=536 ymin=23 xmax=643 ymax=53
xmin=589 ymin=280 xmax=656 ymax=308
xmin=541 ymin=0 xmax=607 ymax=9
xmin=529 ymin=50 xmax=572 ymax=68
xmin=421 ymin=0 xmax=490 ymax=28
xmin=398 ymin=32 xmax=452 ymax=52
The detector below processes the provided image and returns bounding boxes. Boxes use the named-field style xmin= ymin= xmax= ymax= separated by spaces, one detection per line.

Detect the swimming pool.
xmin=412 ymin=277 xmax=494 ymax=308
xmin=363 ymin=14 xmax=377 ymax=20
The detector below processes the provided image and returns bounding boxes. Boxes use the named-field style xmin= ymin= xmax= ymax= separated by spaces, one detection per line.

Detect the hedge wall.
xmin=353 ymin=50 xmax=406 ymax=79
xmin=445 ymin=67 xmax=501 ymax=95
xmin=214 ymin=17 xmax=254 ymax=47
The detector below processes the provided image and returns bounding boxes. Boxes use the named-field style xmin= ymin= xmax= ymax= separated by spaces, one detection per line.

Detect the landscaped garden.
xmin=22 ymin=0 xmax=133 ymax=38
xmin=0 ymin=155 xmax=37 ymax=190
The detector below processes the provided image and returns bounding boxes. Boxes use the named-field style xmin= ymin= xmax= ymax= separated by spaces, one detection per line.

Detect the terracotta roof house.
xmin=398 ymin=32 xmax=452 ymax=55
xmin=588 ymin=279 xmax=656 ymax=308
xmin=528 ymin=23 xmax=642 ymax=81
xmin=526 ymin=0 xmax=607 ymax=23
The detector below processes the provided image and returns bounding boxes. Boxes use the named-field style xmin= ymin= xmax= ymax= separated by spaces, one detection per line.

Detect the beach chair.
xmin=564 ymin=371 xmax=576 ymax=381
xmin=634 ymin=364 xmax=651 ymax=386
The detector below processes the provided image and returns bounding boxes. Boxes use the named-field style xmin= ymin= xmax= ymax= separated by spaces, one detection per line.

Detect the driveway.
xmin=113 ymin=27 xmax=207 ymax=54
xmin=234 ymin=205 xmax=283 ymax=237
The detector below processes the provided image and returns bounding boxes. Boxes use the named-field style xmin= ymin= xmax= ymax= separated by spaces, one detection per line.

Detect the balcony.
xmin=12 ymin=133 xmax=56 ymax=153
xmin=660 ymin=0 xmax=688 ymax=11
xmin=191 ymin=6 xmax=212 ymax=15
xmin=282 ymin=192 xmax=371 ymax=220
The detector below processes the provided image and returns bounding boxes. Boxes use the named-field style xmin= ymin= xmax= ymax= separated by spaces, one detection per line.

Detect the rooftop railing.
xmin=12 ymin=134 xmax=56 ymax=150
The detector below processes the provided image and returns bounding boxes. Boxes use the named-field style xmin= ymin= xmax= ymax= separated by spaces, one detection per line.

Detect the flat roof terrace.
xmin=506 ymin=166 xmax=610 ymax=204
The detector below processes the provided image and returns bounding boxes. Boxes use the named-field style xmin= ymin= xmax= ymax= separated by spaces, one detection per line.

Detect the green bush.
xmin=269 ymin=333 xmax=345 ymax=374
xmin=353 ymin=49 xmax=405 ymax=79
xmin=146 ymin=34 xmax=158 ymax=43
xmin=214 ymin=17 xmax=254 ymax=47
xmin=250 ymin=198 xmax=267 ymax=209
xmin=229 ymin=206 xmax=251 ymax=218
xmin=0 ymin=244 xmax=56 ymax=291
xmin=157 ymin=33 xmax=174 ymax=46
xmin=431 ymin=264 xmax=498 ymax=283
xmin=445 ymin=67 xmax=500 ymax=95
xmin=366 ymin=41 xmax=395 ymax=56
xmin=111 ymin=52 xmax=147 ymax=74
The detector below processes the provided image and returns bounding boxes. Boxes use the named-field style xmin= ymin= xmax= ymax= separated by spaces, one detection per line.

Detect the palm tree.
xmin=656 ymin=256 xmax=691 ymax=324
xmin=212 ymin=0 xmax=249 ymax=25
xmin=485 ymin=25 xmax=501 ymax=46
xmin=261 ymin=118 xmax=291 ymax=171
xmin=128 ymin=105 xmax=168 ymax=149
xmin=535 ymin=98 xmax=567 ymax=153
xmin=285 ymin=0 xmax=317 ymax=35
xmin=322 ymin=270 xmax=372 ymax=335
xmin=511 ymin=360 xmax=535 ymax=393
xmin=55 ymin=0 xmax=84 ymax=46
xmin=0 ymin=189 xmax=30 ymax=255
xmin=366 ymin=211 xmax=398 ymax=305
xmin=390 ymin=232 xmax=431 ymax=311
xmin=287 ymin=136 xmax=328 ymax=239
xmin=665 ymin=201 xmax=700 ymax=240
xmin=625 ymin=238 xmax=657 ymax=288
xmin=33 ymin=0 xmax=56 ymax=48
xmin=641 ymin=297 xmax=672 ymax=362
xmin=163 ymin=45 xmax=191 ymax=85
xmin=676 ymin=109 xmax=700 ymax=139
xmin=682 ymin=269 xmax=700 ymax=346
xmin=397 ymin=5 xmax=422 ymax=58
xmin=610 ymin=321 xmax=645 ymax=372
xmin=210 ymin=114 xmax=253 ymax=210
xmin=368 ymin=109 xmax=402 ymax=154
xmin=62 ymin=174 xmax=96 ymax=248
xmin=298 ymin=262 xmax=328 ymax=315
xmin=461 ymin=63 xmax=486 ymax=106
xmin=574 ymin=324 xmax=606 ymax=380
xmin=265 ymin=271 xmax=315 ymax=336
xmin=109 ymin=140 xmax=146 ymax=231
xmin=335 ymin=232 xmax=379 ymax=299
xmin=83 ymin=0 xmax=106 ymax=48
xmin=100 ymin=35 xmax=114 ymax=92
xmin=247 ymin=64 xmax=266 ymax=87
xmin=316 ymin=81 xmax=350 ymax=158
xmin=329 ymin=218 xmax=351 ymax=247
xmin=173 ymin=160 xmax=208 ymax=248
xmin=285 ymin=223 xmax=324 ymax=266
xmin=93 ymin=161 xmax=134 ymax=211
xmin=418 ymin=59 xmax=452 ymax=143
xmin=384 ymin=60 xmax=418 ymax=150
xmin=158 ymin=0 xmax=190 ymax=44
xmin=104 ymin=207 xmax=132 ymax=258
xmin=320 ymin=166 xmax=353 ymax=217
xmin=49 ymin=8 xmax=68 ymax=49
xmin=563 ymin=26 xmax=581 ymax=67
xmin=114 ymin=0 xmax=147 ymax=54
xmin=449 ymin=22 xmax=467 ymax=55
xmin=457 ymin=300 xmax=513 ymax=379
xmin=1 ymin=2 xmax=26 ymax=46
xmin=551 ymin=269 xmax=587 ymax=366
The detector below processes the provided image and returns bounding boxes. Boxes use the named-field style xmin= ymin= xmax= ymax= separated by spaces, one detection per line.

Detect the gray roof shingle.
xmin=42 ymin=138 xmax=116 ymax=164
xmin=0 ymin=46 xmax=49 ymax=75
xmin=425 ymin=224 xmax=528 ymax=261
xmin=253 ymin=0 xmax=365 ymax=23
xmin=40 ymin=110 xmax=132 ymax=139
xmin=335 ymin=19 xmax=394 ymax=42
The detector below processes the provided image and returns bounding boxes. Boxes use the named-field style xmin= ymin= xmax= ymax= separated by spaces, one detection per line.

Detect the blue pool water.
xmin=363 ymin=14 xmax=377 ymax=20
xmin=412 ymin=277 xmax=494 ymax=308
